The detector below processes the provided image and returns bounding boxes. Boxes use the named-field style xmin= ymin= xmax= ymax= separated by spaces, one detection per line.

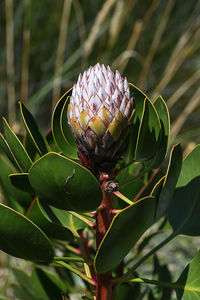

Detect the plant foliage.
xmin=0 ymin=83 xmax=199 ymax=299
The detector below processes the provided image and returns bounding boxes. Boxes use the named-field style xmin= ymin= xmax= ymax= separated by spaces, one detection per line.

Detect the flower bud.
xmin=67 ymin=63 xmax=135 ymax=172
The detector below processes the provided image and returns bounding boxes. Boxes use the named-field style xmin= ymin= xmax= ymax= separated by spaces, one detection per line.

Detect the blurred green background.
xmin=1 ymin=0 xmax=200 ymax=145
xmin=0 ymin=0 xmax=200 ymax=298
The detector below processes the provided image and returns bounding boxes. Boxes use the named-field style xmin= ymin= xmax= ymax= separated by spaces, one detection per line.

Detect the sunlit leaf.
xmin=175 ymin=250 xmax=200 ymax=299
xmin=176 ymin=144 xmax=200 ymax=187
xmin=29 ymin=152 xmax=102 ymax=212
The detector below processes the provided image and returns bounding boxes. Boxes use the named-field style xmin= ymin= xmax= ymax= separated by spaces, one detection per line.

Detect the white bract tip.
xmin=69 ymin=63 xmax=133 ymax=117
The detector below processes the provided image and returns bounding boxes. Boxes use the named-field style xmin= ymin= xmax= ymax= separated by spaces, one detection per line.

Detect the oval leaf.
xmin=169 ymin=176 xmax=200 ymax=236
xmin=0 ymin=203 xmax=54 ymax=262
xmin=94 ymin=196 xmax=157 ymax=273
xmin=177 ymin=144 xmax=200 ymax=187
xmin=29 ymin=152 xmax=102 ymax=212
xmin=0 ymin=155 xmax=32 ymax=210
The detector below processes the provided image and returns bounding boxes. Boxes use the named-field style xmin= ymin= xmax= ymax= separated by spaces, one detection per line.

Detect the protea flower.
xmin=67 ymin=63 xmax=135 ymax=173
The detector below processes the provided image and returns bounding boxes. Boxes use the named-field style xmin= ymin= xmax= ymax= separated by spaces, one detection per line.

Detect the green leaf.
xmin=13 ymin=284 xmax=39 ymax=300
xmin=94 ymin=196 xmax=157 ymax=273
xmin=3 ymin=118 xmax=32 ymax=172
xmin=29 ymin=152 xmax=102 ymax=212
xmin=9 ymin=173 xmax=34 ymax=193
xmin=129 ymin=83 xmax=147 ymax=118
xmin=0 ymin=203 xmax=54 ymax=262
xmin=135 ymin=97 xmax=161 ymax=161
xmin=175 ymin=250 xmax=200 ymax=299
xmin=169 ymin=176 xmax=200 ymax=236
xmin=155 ymin=143 xmax=182 ymax=219
xmin=177 ymin=144 xmax=200 ymax=187
xmin=61 ymin=96 xmax=77 ymax=149
xmin=45 ymin=130 xmax=60 ymax=153
xmin=35 ymin=268 xmax=66 ymax=300
xmin=145 ymin=96 xmax=170 ymax=169
xmin=43 ymin=204 xmax=88 ymax=233
xmin=54 ymin=260 xmax=95 ymax=286
xmin=150 ymin=175 xmax=165 ymax=201
xmin=124 ymin=84 xmax=146 ymax=164
xmin=168 ymin=145 xmax=200 ymax=236
xmin=0 ymin=155 xmax=32 ymax=209
xmin=27 ymin=198 xmax=74 ymax=241
xmin=0 ymin=133 xmax=21 ymax=171
xmin=19 ymin=102 xmax=50 ymax=156
xmin=24 ymin=132 xmax=38 ymax=160
xmin=13 ymin=268 xmax=46 ymax=300
xmin=118 ymin=177 xmax=144 ymax=203
xmin=12 ymin=268 xmax=61 ymax=300
xmin=52 ymin=89 xmax=78 ymax=159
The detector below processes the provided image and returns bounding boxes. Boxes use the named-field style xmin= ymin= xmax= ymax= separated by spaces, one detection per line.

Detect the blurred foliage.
xmin=0 ymin=0 xmax=200 ymax=143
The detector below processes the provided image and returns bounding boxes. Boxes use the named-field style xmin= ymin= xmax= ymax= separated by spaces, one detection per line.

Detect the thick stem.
xmin=96 ymin=179 xmax=114 ymax=300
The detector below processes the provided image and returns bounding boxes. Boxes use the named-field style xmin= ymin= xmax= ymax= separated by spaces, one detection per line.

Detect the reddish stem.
xmin=95 ymin=179 xmax=114 ymax=300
